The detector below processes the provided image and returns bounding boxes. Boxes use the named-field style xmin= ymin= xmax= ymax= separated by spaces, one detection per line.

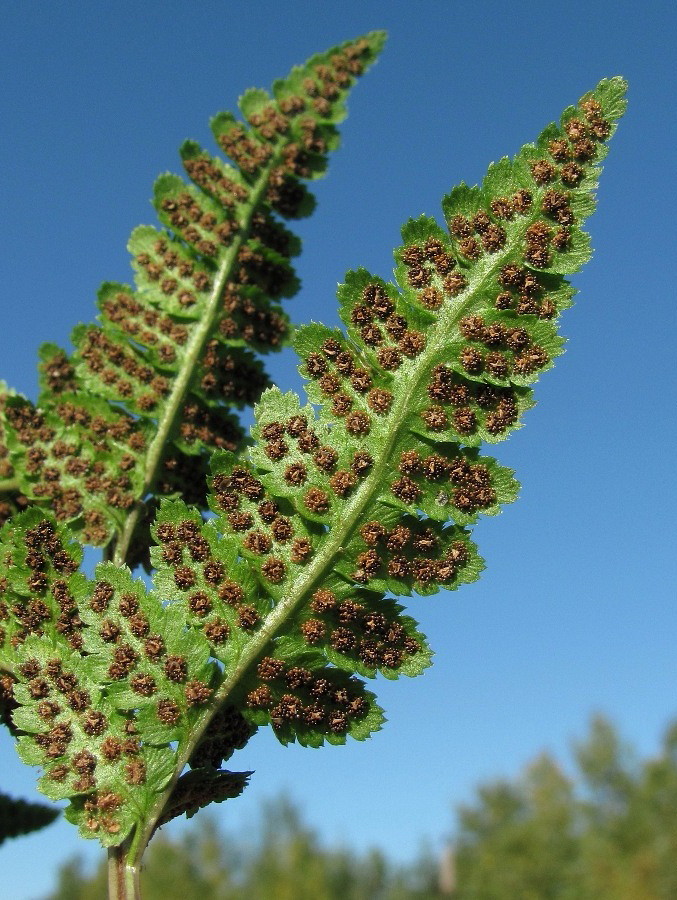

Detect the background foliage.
xmin=47 ymin=717 xmax=677 ymax=899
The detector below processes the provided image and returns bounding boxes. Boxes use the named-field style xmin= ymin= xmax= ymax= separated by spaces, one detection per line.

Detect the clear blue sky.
xmin=1 ymin=1 xmax=675 ymax=896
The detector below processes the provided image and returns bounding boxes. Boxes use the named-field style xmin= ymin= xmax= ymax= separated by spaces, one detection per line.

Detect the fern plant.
xmin=0 ymin=29 xmax=626 ymax=900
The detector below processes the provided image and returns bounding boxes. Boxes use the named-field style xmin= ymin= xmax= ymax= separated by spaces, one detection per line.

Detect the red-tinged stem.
xmin=108 ymin=841 xmax=141 ymax=900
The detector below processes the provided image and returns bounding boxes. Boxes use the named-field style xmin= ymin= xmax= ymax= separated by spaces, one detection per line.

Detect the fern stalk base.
xmin=108 ymin=843 xmax=141 ymax=900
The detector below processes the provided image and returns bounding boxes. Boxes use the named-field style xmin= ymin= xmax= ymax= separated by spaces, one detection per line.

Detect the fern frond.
xmin=1 ymin=78 xmax=626 ymax=857
xmin=0 ymin=508 xmax=255 ymax=844
xmin=0 ymin=501 xmax=382 ymax=845
xmin=188 ymin=78 xmax=627 ymax=735
xmin=178 ymin=79 xmax=627 ymax=726
xmin=0 ymin=34 xmax=385 ymax=563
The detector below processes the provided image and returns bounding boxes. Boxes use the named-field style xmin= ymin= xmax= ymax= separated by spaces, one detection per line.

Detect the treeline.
xmin=453 ymin=715 xmax=677 ymax=898
xmin=48 ymin=797 xmax=442 ymax=900
xmin=48 ymin=716 xmax=677 ymax=899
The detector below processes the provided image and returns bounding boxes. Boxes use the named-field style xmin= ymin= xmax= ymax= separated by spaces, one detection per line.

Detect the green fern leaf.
xmin=0 ymin=34 xmax=386 ymax=562
xmin=0 ymin=499 xmax=385 ymax=845
xmin=154 ymin=767 xmax=251 ymax=830
xmin=1 ymin=76 xmax=626 ymax=858
xmin=179 ymin=77 xmax=627 ymax=744
xmin=0 ymin=510 xmax=181 ymax=844
xmin=0 ymin=382 xmax=28 ymax=530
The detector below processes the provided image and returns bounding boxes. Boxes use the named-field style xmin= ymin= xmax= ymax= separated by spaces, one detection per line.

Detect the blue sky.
xmin=1 ymin=0 xmax=676 ymax=896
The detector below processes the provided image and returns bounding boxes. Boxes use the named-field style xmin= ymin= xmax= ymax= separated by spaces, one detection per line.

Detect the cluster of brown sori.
xmin=400 ymin=237 xmax=465 ymax=300
xmin=38 ymin=348 xmax=78 ymax=395
xmin=82 ymin=281 xmax=277 ymax=421
xmin=220 ymin=404 xmax=478 ymax=614
xmin=216 ymin=38 xmax=372 ymax=193
xmin=1 ymin=520 xmax=81 ymax=652
xmin=348 ymin=281 xmax=430 ymax=372
xmin=393 ymin=98 xmax=610 ymax=438
xmin=158 ymin=189 xmax=238 ymax=259
xmin=77 ymin=324 xmax=171 ymax=414
xmin=210 ymin=409 xmax=477 ymax=668
xmin=262 ymin=409 xmax=374 ymax=507
xmin=391 ymin=448 xmax=496 ymax=517
xmin=153 ymin=493 xmax=386 ymax=740
xmin=427 ymin=363 xmax=519 ymax=437
xmin=23 ymin=650 xmax=141 ymax=779
xmin=314 ymin=277 xmax=525 ymax=445
xmin=211 ymin=463 xmax=317 ymax=584
xmin=305 ymin=336 xmax=387 ymax=435
xmin=453 ymin=101 xmax=610 ymax=319
xmin=2 ymin=386 xmax=145 ymax=544
xmin=86 ymin=571 xmax=215 ymax=730
xmin=458 ymin=311 xmax=549 ymax=379
xmin=99 ymin=289 xmax=190 ymax=367
xmin=1 ymin=520 xmax=145 ymax=836
xmin=154 ymin=517 xmax=257 ymax=640
xmin=245 ymin=654 xmax=370 ymax=735
xmin=0 ymin=391 xmax=29 ymax=528
xmin=198 ymin=340 xmax=269 ymax=405
xmin=136 ymin=213 xmax=290 ymax=350
xmin=30 ymin=651 xmax=142 ymax=838
xmin=134 ymin=229 xmax=213 ymax=311
xmin=298 ymin=586 xmax=423 ymax=674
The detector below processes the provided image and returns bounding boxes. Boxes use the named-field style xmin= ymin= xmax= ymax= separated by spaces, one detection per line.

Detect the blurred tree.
xmin=453 ymin=755 xmax=579 ymax=898
xmin=453 ymin=715 xmax=677 ymax=899
xmin=50 ymin=717 xmax=677 ymax=900
xmin=47 ymin=797 xmax=444 ymax=900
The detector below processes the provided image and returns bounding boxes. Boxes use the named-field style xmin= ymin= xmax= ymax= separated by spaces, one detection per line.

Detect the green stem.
xmin=112 ymin=151 xmax=283 ymax=568
xmin=0 ymin=477 xmax=20 ymax=493
xmin=108 ymin=840 xmax=141 ymax=900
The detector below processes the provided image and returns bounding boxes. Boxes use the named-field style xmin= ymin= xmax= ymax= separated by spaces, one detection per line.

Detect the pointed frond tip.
xmin=0 ymin=33 xmax=384 ymax=559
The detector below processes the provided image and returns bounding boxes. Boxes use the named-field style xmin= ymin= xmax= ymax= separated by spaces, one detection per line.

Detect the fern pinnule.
xmin=0 ymin=791 xmax=59 ymax=844
xmin=0 ymin=382 xmax=29 ymax=530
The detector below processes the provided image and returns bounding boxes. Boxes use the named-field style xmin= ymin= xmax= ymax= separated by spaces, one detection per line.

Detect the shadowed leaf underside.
xmin=0 ymin=791 xmax=59 ymax=844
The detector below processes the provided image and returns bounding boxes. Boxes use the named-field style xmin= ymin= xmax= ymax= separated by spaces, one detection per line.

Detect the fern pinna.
xmin=0 ymin=33 xmax=384 ymax=568
xmin=0 ymin=36 xmax=625 ymax=898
